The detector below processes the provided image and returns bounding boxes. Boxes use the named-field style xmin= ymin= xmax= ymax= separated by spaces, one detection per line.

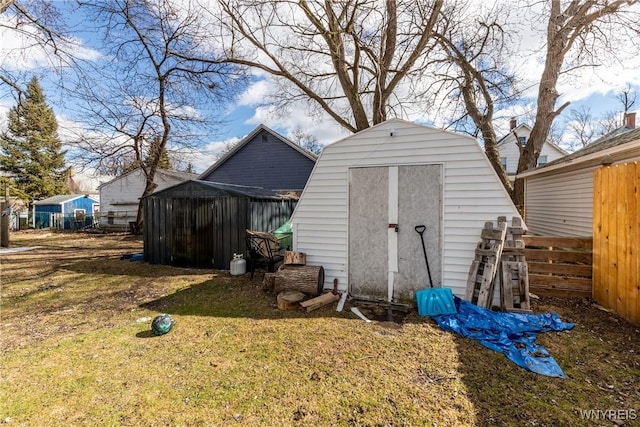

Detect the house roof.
xmin=145 ymin=179 xmax=287 ymax=199
xmin=97 ymin=168 xmax=198 ymax=189
xmin=518 ymin=126 xmax=640 ymax=178
xmin=497 ymin=123 xmax=532 ymax=145
xmin=496 ymin=123 xmax=568 ymax=155
xmin=197 ymin=124 xmax=318 ymax=179
xmin=33 ymin=194 xmax=99 ymax=206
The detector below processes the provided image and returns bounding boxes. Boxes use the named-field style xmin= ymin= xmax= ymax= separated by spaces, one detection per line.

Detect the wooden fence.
xmin=523 ymin=236 xmax=593 ymax=298
xmin=593 ymin=162 xmax=639 ymax=325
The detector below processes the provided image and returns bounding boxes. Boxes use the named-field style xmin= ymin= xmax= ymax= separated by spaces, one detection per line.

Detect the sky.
xmin=1 ymin=1 xmax=639 ymax=191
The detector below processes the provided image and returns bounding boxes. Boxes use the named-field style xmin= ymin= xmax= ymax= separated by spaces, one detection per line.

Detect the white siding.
xmin=524 ymin=168 xmax=595 ymax=237
xmin=99 ymin=170 xmax=188 ymax=228
xmin=291 ymin=120 xmax=521 ymax=297
xmin=498 ymin=126 xmax=566 ymax=175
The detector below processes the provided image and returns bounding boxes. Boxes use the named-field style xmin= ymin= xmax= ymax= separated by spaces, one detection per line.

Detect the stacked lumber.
xmin=499 ymin=217 xmax=531 ymax=312
xmin=465 ymin=220 xmax=507 ymax=308
xmin=465 ymin=217 xmax=531 ymax=312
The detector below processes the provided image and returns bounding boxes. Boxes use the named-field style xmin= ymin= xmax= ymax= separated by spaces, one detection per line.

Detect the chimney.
xmin=625 ymin=112 xmax=636 ymax=129
xmin=510 ymin=117 xmax=517 ymax=131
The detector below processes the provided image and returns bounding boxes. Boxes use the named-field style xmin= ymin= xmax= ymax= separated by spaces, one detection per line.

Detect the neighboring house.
xmin=33 ymin=194 xmax=99 ymax=230
xmin=199 ymin=124 xmax=317 ymax=192
xmin=497 ymin=118 xmax=568 ymax=178
xmin=519 ymin=112 xmax=640 ymax=237
xmin=290 ymin=119 xmax=522 ymax=303
xmin=98 ymin=168 xmax=197 ymax=231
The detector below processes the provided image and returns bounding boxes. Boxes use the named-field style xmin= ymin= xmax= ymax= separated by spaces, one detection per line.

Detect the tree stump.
xmin=263 ymin=272 xmax=276 ymax=292
xmin=274 ymin=265 xmax=324 ymax=296
xmin=277 ymin=291 xmax=305 ymax=310
xmin=284 ymin=251 xmax=306 ymax=265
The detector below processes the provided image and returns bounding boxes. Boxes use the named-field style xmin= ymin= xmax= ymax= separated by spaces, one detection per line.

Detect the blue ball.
xmin=151 ymin=314 xmax=174 ymax=336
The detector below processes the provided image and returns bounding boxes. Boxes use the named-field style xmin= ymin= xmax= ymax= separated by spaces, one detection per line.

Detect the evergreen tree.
xmin=0 ymin=77 xmax=69 ymax=202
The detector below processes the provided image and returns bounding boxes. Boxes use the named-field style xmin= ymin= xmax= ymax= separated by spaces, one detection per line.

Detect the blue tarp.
xmin=433 ymin=297 xmax=574 ymax=378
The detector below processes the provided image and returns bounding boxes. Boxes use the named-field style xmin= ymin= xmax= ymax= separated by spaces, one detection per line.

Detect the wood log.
xmin=262 ymin=272 xmax=276 ymax=292
xmin=299 ymin=292 xmax=340 ymax=312
xmin=277 ymin=291 xmax=305 ymax=310
xmin=274 ymin=265 xmax=324 ymax=296
xmin=284 ymin=251 xmax=306 ymax=265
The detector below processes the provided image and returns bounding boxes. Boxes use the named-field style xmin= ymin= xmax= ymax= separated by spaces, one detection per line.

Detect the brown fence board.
xmin=527 ymin=262 xmax=592 ymax=277
xmin=524 ymin=249 xmax=592 ymax=264
xmin=522 ymin=236 xmax=593 ymax=249
xmin=528 ymin=287 xmax=592 ymax=299
xmin=593 ymin=162 xmax=639 ymax=325
xmin=524 ymin=235 xmax=593 ymax=298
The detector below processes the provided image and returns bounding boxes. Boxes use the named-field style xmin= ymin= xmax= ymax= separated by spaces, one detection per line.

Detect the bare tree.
xmin=596 ymin=110 xmax=622 ymax=136
xmin=209 ymin=0 xmax=445 ymax=132
xmin=0 ymin=0 xmax=14 ymax=14
xmin=433 ymin=2 xmax=519 ymax=194
xmin=566 ymin=105 xmax=595 ymax=149
xmin=71 ymin=0 xmax=242 ymax=231
xmin=290 ymin=128 xmax=322 ymax=155
xmin=616 ymin=84 xmax=637 ymax=115
xmin=0 ymin=0 xmax=81 ymax=110
xmin=513 ymin=0 xmax=639 ymax=208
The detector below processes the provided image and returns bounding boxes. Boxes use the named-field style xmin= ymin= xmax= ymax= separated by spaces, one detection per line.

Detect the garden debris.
xmin=350 ymin=307 xmax=373 ymax=323
xmin=299 ymin=292 xmax=340 ymax=312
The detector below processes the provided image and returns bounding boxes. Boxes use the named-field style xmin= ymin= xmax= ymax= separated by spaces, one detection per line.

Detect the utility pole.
xmin=1 ymin=184 xmax=9 ymax=247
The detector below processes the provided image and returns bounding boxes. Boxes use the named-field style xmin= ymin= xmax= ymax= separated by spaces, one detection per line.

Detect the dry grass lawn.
xmin=1 ymin=231 xmax=639 ymax=426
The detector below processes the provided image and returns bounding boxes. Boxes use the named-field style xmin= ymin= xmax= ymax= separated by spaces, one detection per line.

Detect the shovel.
xmin=414 ymin=225 xmax=457 ymax=316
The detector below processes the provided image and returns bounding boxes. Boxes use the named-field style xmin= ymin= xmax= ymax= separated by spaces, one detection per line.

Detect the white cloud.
xmin=185 ymin=136 xmax=241 ymax=173
xmin=0 ymin=14 xmax=101 ymax=72
xmin=246 ymin=104 xmax=349 ymax=146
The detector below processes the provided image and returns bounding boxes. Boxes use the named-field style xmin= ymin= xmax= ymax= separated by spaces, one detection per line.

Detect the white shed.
xmin=98 ymin=168 xmax=197 ymax=230
xmin=290 ymin=119 xmax=522 ymax=303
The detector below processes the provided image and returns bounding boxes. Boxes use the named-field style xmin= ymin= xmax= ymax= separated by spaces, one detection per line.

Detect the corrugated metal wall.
xmin=144 ymin=196 xmax=296 ymax=269
xmin=250 ymin=199 xmax=296 ymax=231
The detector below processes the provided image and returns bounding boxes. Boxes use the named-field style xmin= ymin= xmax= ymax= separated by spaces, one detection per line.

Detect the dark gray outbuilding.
xmin=143 ymin=180 xmax=296 ymax=269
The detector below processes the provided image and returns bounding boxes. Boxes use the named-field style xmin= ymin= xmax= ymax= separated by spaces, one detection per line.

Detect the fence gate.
xmin=593 ymin=162 xmax=639 ymax=325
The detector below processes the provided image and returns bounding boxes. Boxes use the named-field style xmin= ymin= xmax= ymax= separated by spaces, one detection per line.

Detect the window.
xmin=500 ymin=157 xmax=507 ymax=169
xmin=74 ymin=209 xmax=86 ymax=222
xmin=518 ymin=136 xmax=526 ymax=146
xmin=537 ymin=155 xmax=548 ymax=166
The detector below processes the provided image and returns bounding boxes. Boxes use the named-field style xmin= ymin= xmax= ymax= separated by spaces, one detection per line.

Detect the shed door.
xmin=349 ymin=165 xmax=442 ymax=303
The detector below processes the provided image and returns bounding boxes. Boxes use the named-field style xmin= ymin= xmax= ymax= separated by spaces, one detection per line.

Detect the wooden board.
xmin=527 ymin=262 xmax=592 ymax=277
xmin=523 ymin=236 xmax=593 ymax=249
xmin=299 ymin=292 xmax=340 ymax=312
xmin=465 ymin=220 xmax=507 ymax=308
xmin=524 ymin=249 xmax=592 ymax=264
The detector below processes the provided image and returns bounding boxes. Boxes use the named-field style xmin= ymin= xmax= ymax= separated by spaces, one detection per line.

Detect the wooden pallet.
xmin=499 ymin=216 xmax=531 ymax=312
xmin=465 ymin=220 xmax=507 ymax=308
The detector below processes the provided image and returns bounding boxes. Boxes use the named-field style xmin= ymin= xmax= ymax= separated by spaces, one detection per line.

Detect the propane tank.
xmin=230 ymin=253 xmax=246 ymax=276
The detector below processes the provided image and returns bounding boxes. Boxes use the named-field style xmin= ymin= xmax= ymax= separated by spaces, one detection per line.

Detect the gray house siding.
xmin=201 ymin=129 xmax=316 ymax=191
